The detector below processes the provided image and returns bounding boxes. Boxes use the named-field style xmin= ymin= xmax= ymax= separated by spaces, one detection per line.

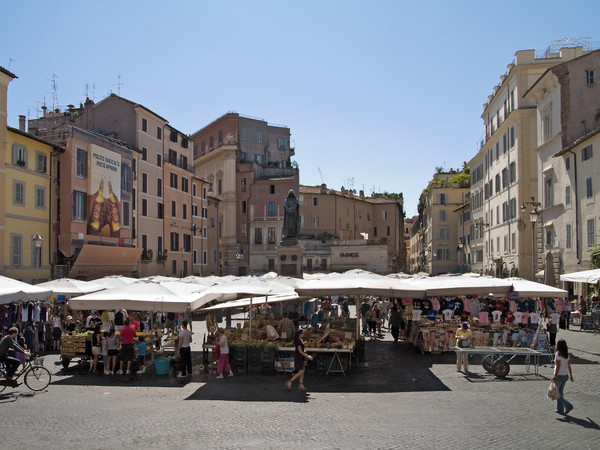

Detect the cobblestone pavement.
xmin=1 ymin=321 xmax=598 ymax=449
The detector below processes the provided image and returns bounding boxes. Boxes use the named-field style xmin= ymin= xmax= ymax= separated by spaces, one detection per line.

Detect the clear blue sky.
xmin=2 ymin=1 xmax=598 ymax=216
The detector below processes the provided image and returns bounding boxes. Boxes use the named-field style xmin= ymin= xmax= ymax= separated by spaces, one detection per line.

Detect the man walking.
xmin=177 ymin=320 xmax=193 ymax=378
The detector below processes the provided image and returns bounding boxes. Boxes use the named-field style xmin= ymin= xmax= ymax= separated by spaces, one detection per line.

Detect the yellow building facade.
xmin=4 ymin=126 xmax=62 ymax=282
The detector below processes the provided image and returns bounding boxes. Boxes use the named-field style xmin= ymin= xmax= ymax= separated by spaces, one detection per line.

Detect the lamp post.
xmin=457 ymin=238 xmax=464 ymax=273
xmin=521 ymin=198 xmax=541 ymax=281
xmin=32 ymin=233 xmax=43 ymax=283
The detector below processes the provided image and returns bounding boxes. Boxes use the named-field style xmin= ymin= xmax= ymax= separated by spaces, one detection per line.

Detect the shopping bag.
xmin=547 ymin=381 xmax=559 ymax=400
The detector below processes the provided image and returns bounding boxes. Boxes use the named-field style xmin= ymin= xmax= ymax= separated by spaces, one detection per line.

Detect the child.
xmin=101 ymin=332 xmax=109 ymax=375
xmin=16 ymin=335 xmax=28 ymax=370
xmin=136 ymin=337 xmax=147 ymax=374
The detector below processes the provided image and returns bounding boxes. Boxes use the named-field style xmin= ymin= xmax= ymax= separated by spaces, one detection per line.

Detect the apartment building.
xmin=4 ymin=122 xmax=62 ymax=282
xmin=404 ymin=215 xmax=417 ymax=272
xmin=0 ymin=67 xmax=17 ymax=277
xmin=191 ymin=113 xmax=298 ymax=275
xmin=73 ymin=94 xmax=197 ymax=278
xmin=524 ymin=49 xmax=600 ymax=287
xmin=409 ymin=215 xmax=424 ymax=274
xmin=28 ymin=111 xmax=138 ymax=280
xmin=454 ymin=193 xmax=472 ymax=273
xmin=468 ymin=46 xmax=590 ymax=280
xmin=298 ymin=185 xmax=404 ymax=274
xmin=420 ymin=172 xmax=469 ymax=275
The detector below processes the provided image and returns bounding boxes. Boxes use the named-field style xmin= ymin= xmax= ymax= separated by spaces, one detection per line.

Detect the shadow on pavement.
xmin=556 ymin=415 xmax=600 ymax=430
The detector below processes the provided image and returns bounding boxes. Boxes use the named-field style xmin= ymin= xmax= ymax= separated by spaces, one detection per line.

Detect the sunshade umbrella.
xmin=499 ymin=278 xmax=568 ymax=298
xmin=559 ymin=268 xmax=600 ymax=284
xmin=35 ymin=278 xmax=105 ymax=296
xmin=406 ymin=274 xmax=513 ymax=296
xmin=0 ymin=275 xmax=53 ymax=304
xmin=69 ymin=280 xmax=208 ymax=313
xmin=91 ymin=275 xmax=139 ymax=290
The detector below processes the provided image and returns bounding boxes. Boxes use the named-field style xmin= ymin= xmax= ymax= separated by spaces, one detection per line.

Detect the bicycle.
xmin=0 ymin=354 xmax=52 ymax=392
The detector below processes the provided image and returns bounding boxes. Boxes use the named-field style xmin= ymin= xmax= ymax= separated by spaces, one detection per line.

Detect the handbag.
xmin=458 ymin=338 xmax=470 ymax=348
xmin=213 ymin=345 xmax=220 ymax=359
xmin=547 ymin=381 xmax=559 ymax=400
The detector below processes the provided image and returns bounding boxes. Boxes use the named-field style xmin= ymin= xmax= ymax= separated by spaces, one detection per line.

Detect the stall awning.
xmin=68 ymin=244 xmax=142 ymax=280
xmin=201 ymin=294 xmax=300 ymax=311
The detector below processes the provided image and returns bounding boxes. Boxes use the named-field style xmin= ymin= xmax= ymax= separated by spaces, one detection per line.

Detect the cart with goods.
xmin=60 ymin=334 xmax=91 ymax=369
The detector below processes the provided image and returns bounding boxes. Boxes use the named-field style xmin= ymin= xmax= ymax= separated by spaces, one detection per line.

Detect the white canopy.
xmin=201 ymin=294 xmax=300 ymax=311
xmin=559 ymin=268 xmax=600 ymax=284
xmin=0 ymin=275 xmax=53 ymax=304
xmin=69 ymin=280 xmax=209 ymax=313
xmin=35 ymin=278 xmax=105 ymax=297
xmin=402 ymin=274 xmax=513 ymax=296
xmin=91 ymin=275 xmax=139 ymax=290
xmin=501 ymin=278 xmax=567 ymax=297
xmin=295 ymin=269 xmax=426 ymax=298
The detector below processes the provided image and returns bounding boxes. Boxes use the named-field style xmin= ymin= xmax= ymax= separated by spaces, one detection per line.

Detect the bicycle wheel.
xmin=24 ymin=366 xmax=51 ymax=391
xmin=0 ymin=369 xmax=7 ymax=393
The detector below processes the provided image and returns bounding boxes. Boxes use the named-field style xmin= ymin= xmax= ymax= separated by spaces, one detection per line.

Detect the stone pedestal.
xmin=276 ymin=243 xmax=304 ymax=278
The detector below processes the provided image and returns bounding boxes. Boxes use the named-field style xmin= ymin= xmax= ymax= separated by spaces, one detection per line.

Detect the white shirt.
xmin=412 ymin=309 xmax=423 ymax=322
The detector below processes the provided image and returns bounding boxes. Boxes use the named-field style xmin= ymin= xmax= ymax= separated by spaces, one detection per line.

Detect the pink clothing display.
xmin=478 ymin=311 xmax=489 ymax=324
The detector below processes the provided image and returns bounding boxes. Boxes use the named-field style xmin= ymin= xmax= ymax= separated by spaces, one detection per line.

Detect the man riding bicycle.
xmin=0 ymin=327 xmax=29 ymax=382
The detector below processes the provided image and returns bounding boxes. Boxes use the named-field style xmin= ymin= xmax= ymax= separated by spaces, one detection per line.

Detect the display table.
xmin=277 ymin=344 xmax=355 ymax=376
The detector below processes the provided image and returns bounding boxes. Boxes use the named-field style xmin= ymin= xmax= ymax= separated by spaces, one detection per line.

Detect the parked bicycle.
xmin=0 ymin=354 xmax=52 ymax=392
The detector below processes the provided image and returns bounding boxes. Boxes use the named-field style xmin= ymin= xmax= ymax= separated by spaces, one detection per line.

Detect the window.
xmin=13 ymin=180 xmax=25 ymax=205
xmin=587 ymin=219 xmax=596 ymax=247
xmin=122 ymin=164 xmax=132 ymax=193
xmin=387 ymin=226 xmax=390 ymax=236
xmin=183 ymin=204 xmax=187 ymax=220
xmin=168 ymin=149 xmax=177 ymax=164
xmin=510 ymin=126 xmax=515 ymax=148
xmin=502 ymin=168 xmax=508 ymax=188
xmin=544 ymin=177 xmax=554 ymax=207
xmin=142 ymin=118 xmax=147 ymax=132
xmin=512 ymin=233 xmax=516 ymax=251
xmin=439 ymin=210 xmax=446 ymax=221
xmin=218 ymin=179 xmax=222 ymax=195
xmin=565 ymin=156 xmax=570 ymax=170
xmin=202 ymin=226 xmax=207 ymax=238
xmin=192 ymin=183 xmax=196 ymax=197
xmin=268 ymin=202 xmax=275 ymax=216
xmin=241 ymin=201 xmax=246 ymax=213
xmin=193 ymin=250 xmax=197 ymax=265
xmin=313 ymin=197 xmax=318 ymax=206
xmin=171 ymin=201 xmax=176 ymax=217
xmin=72 ymin=191 xmax=86 ymax=220
xmin=123 ymin=201 xmax=130 ymax=226
xmin=218 ymin=130 xmax=223 ymax=143
xmin=241 ymin=178 xmax=246 ymax=192
xmin=582 ymin=145 xmax=593 ymax=161
xmin=440 ymin=228 xmax=450 ymax=240
xmin=157 ymin=202 xmax=163 ymax=219
xmin=182 ymin=137 xmax=188 ymax=148
xmin=382 ymin=210 xmax=388 ymax=219
xmin=35 ymin=186 xmax=46 ymax=209
xmin=269 ymin=184 xmax=275 ymax=194
xmin=170 ymin=232 xmax=179 ymax=251
xmin=586 ymin=69 xmax=595 ymax=85
xmin=257 ymin=131 xmax=262 ymax=144
xmin=509 ymin=198 xmax=517 ymax=219
xmin=542 ymin=105 xmax=552 ymax=142
xmin=76 ymin=148 xmax=88 ymax=178
xmin=509 ymin=162 xmax=516 ymax=183
xmin=565 ymin=186 xmax=571 ymax=206
xmin=268 ymin=227 xmax=276 ymax=244
xmin=436 ymin=194 xmax=447 ymax=205
xmin=202 ymin=206 xmax=208 ymax=218
xmin=586 ymin=177 xmax=593 ymax=199
xmin=141 ymin=147 xmax=147 ymax=161
xmin=179 ymin=155 xmax=188 ymax=169
xmin=182 ymin=177 xmax=189 ymax=193
xmin=566 ymin=224 xmax=572 ymax=249
xmin=142 ymin=173 xmax=148 ymax=193
xmin=241 ymin=223 xmax=247 ymax=238
xmin=495 ymin=174 xmax=501 ymax=194
xmin=278 ymin=137 xmax=285 ymax=149
xmin=157 ymin=126 xmax=162 ymax=140
xmin=36 ymin=152 xmax=47 ymax=173
xmin=157 ymin=153 xmax=162 ymax=167
xmin=209 ymin=136 xmax=214 ymax=148
xmin=172 ymin=260 xmax=177 ymax=275
xmin=10 ymin=234 xmax=22 ymax=266
xmin=170 ymin=173 xmax=178 ymax=189
xmin=170 ymin=130 xmax=178 ymax=143
xmin=142 ymin=199 xmax=148 ymax=216
xmin=255 ymin=227 xmax=263 ymax=244
xmin=12 ymin=144 xmax=28 ymax=166
xmin=203 ymin=250 xmax=208 ymax=265
xmin=241 ymin=128 xmax=247 ymax=140
xmin=313 ymin=216 xmax=319 ymax=227
xmin=373 ymin=227 xmax=377 ymax=237
xmin=436 ymin=249 xmax=450 ymax=260
xmin=183 ymin=234 xmax=191 ymax=252
xmin=203 ymin=187 xmax=207 ymax=199
xmin=157 ymin=178 xmax=162 ymax=197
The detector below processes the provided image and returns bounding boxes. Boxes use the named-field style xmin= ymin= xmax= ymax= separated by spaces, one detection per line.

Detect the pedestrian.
xmin=366 ymin=304 xmax=378 ymax=338
xmin=552 ymin=339 xmax=574 ymax=415
xmin=215 ymin=327 xmax=233 ymax=379
xmin=89 ymin=325 xmax=102 ymax=374
xmin=177 ymin=320 xmax=193 ymax=378
xmin=360 ymin=298 xmax=370 ymax=334
xmin=455 ymin=322 xmax=472 ymax=372
xmin=104 ymin=328 xmax=118 ymax=375
xmin=546 ymin=318 xmax=557 ymax=352
xmin=389 ymin=306 xmax=403 ymax=342
xmin=64 ymin=315 xmax=77 ymax=335
xmin=117 ymin=319 xmax=135 ymax=375
xmin=136 ymin=336 xmax=147 ymax=374
xmin=288 ymin=304 xmax=300 ymax=328
xmin=285 ymin=329 xmax=313 ymax=391
xmin=277 ymin=312 xmax=295 ymax=341
xmin=51 ymin=312 xmax=62 ymax=350
xmin=0 ymin=327 xmax=28 ymax=382
xmin=101 ymin=331 xmax=109 ymax=374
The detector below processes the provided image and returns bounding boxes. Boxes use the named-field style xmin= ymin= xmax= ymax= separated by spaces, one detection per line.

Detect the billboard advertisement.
xmin=87 ymin=144 xmax=122 ymax=237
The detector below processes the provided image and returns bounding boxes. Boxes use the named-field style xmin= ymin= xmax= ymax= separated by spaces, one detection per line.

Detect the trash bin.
xmin=154 ymin=358 xmax=170 ymax=375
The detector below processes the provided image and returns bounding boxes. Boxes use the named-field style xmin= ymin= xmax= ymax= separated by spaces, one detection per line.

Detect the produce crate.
xmin=275 ymin=357 xmax=295 ymax=373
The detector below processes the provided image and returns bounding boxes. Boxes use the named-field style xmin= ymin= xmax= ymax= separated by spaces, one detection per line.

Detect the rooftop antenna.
xmin=545 ymin=37 xmax=591 ymax=56
xmin=111 ymin=74 xmax=123 ymax=96
xmin=49 ymin=74 xmax=59 ymax=111
xmin=8 ymin=58 xmax=15 ymax=69
xmin=318 ymin=168 xmax=325 ymax=185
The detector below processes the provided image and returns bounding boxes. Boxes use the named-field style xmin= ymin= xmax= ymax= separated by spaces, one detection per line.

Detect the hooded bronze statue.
xmin=282 ymin=189 xmax=300 ymax=245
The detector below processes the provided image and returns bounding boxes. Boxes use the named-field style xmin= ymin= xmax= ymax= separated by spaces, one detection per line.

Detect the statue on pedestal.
xmin=282 ymin=189 xmax=300 ymax=246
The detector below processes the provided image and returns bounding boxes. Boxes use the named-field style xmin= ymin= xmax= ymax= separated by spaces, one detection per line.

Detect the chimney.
xmin=18 ymin=115 xmax=26 ymax=131
xmin=41 ymin=105 xmax=47 ymax=117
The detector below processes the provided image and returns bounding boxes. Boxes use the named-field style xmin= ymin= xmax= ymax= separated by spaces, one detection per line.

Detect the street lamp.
xmin=521 ymin=197 xmax=542 ymax=280
xmin=32 ymin=233 xmax=43 ymax=283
